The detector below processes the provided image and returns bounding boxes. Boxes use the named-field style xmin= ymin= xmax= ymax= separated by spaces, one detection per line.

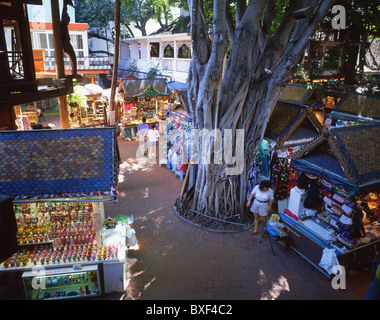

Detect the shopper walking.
xmin=147 ymin=124 xmax=160 ymax=159
xmin=246 ymin=180 xmax=274 ymax=235
xmin=138 ymin=117 xmax=149 ymax=153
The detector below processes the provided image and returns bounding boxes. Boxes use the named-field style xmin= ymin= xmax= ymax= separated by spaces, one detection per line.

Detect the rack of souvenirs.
xmin=0 ymin=200 xmax=129 ymax=298
xmin=247 ymin=140 xmax=300 ymax=212
xmin=273 ymin=175 xmax=380 ymax=277
xmin=1 ymin=201 xmax=122 ymax=269
xmin=120 ymin=85 xmax=172 ymax=128
xmin=69 ymin=99 xmax=107 ymax=128
xmin=163 ymin=112 xmax=193 ymax=179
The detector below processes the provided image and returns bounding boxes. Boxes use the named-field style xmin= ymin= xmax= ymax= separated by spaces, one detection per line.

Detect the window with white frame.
xmin=163 ymin=44 xmax=174 ymax=58
xmin=178 ymin=44 xmax=191 ymax=59
xmin=32 ymin=31 xmax=85 ymax=58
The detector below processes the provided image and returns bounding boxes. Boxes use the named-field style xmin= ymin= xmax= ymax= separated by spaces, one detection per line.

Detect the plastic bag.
xmin=319 ymin=248 xmax=340 ymax=275
xmin=126 ymin=227 xmax=136 ymax=247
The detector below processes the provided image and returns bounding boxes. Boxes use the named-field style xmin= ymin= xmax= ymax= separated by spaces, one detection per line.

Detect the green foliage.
xmin=66 ymin=86 xmax=87 ymax=108
xmin=75 ymin=0 xmax=114 ymax=33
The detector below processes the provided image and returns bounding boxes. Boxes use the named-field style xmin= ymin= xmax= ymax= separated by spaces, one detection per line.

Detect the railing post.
xmin=51 ymin=0 xmax=70 ymax=129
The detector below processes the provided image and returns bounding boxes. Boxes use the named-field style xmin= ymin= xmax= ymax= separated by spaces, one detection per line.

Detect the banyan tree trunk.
xmin=183 ymin=0 xmax=335 ymax=223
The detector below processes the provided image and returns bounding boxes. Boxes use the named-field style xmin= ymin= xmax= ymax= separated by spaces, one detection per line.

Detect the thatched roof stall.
xmin=290 ymin=124 xmax=380 ymax=195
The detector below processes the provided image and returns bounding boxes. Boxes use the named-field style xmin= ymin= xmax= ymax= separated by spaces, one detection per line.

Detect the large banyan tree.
xmin=180 ymin=0 xmax=336 ymax=228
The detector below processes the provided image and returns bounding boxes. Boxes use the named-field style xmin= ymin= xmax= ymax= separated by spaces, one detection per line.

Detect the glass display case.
xmin=22 ymin=264 xmax=101 ymax=300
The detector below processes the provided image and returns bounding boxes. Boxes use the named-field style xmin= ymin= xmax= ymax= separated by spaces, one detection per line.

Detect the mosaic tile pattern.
xmin=121 ymin=79 xmax=171 ymax=96
xmin=0 ymin=128 xmax=117 ymax=197
xmin=329 ymin=124 xmax=380 ymax=185
xmin=265 ymin=101 xmax=306 ymax=142
xmin=278 ymin=83 xmax=312 ymax=105
xmin=334 ymin=92 xmax=380 ymax=120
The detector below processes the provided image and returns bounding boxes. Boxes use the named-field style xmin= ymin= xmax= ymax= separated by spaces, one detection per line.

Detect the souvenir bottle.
xmin=71 ymin=210 xmax=77 ymax=222
xmin=63 ymin=210 xmax=70 ymax=222
xmin=16 ymin=223 xmax=23 ymax=236
xmin=38 ymin=212 xmax=44 ymax=223
xmin=31 ymin=213 xmax=38 ymax=224
xmin=18 ymin=214 xmax=25 ymax=225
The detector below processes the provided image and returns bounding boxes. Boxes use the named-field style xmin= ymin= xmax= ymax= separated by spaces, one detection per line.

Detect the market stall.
xmin=118 ymin=79 xmax=172 ymax=138
xmin=163 ymin=90 xmax=193 ymax=180
xmin=68 ymin=84 xmax=107 ymax=128
xmin=247 ymin=100 xmax=324 ymax=212
xmin=277 ymin=123 xmax=380 ymax=277
xmin=0 ymin=128 xmax=131 ymax=299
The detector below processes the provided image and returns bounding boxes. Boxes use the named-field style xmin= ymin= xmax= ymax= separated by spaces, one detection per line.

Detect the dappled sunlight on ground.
xmin=122 ymin=157 xmax=156 ymax=173
xmin=120 ymin=239 xmax=158 ymax=300
xmin=258 ymin=269 xmax=290 ymax=300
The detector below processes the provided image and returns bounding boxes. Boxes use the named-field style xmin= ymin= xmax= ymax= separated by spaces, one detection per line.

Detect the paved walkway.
xmin=32 ymin=116 xmax=374 ymax=299
xmin=104 ymin=135 xmax=373 ymax=300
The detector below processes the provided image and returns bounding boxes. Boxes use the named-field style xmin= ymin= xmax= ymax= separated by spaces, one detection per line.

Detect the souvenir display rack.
xmin=0 ymin=128 xmax=123 ymax=298
xmin=0 ymin=197 xmax=127 ymax=298
xmin=119 ymin=79 xmax=172 ymax=132
xmin=22 ymin=264 xmax=101 ymax=300
xmin=276 ymin=124 xmax=380 ymax=276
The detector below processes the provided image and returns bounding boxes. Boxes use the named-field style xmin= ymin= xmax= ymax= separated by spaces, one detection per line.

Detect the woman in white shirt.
xmin=147 ymin=124 xmax=160 ymax=158
xmin=246 ymin=180 xmax=274 ymax=235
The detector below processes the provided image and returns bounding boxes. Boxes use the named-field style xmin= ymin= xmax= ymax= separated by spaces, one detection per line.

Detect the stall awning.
xmin=290 ymin=151 xmax=358 ymax=195
xmin=277 ymin=83 xmax=323 ymax=106
xmin=290 ymin=124 xmax=380 ymax=195
xmin=264 ymin=101 xmax=322 ymax=149
xmin=167 ymin=81 xmax=187 ymax=91
xmin=134 ymin=85 xmax=169 ymax=97
xmin=0 ymin=128 xmax=119 ymax=200
xmin=329 ymin=92 xmax=380 ymax=122
xmin=120 ymin=79 xmax=171 ymax=97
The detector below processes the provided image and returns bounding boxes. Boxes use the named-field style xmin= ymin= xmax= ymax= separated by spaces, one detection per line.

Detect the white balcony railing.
xmin=45 ymin=57 xmax=112 ymax=71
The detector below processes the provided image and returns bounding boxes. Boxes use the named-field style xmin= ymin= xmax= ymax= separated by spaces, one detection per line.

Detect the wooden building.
xmin=0 ymin=0 xmax=73 ymax=130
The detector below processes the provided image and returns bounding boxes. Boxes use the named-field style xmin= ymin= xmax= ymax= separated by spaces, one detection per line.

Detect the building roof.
xmin=0 ymin=128 xmax=119 ymax=200
xmin=265 ymin=101 xmax=323 ymax=149
xmin=149 ymin=16 xmax=191 ymax=36
xmin=120 ymin=78 xmax=171 ymax=97
xmin=278 ymin=83 xmax=323 ymax=106
xmin=290 ymin=124 xmax=380 ymax=195
xmin=330 ymin=91 xmax=380 ymax=122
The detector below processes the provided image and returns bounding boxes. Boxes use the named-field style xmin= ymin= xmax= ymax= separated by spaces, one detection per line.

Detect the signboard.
xmin=109 ymin=110 xmax=115 ymax=126
xmin=92 ymin=212 xmax=102 ymax=231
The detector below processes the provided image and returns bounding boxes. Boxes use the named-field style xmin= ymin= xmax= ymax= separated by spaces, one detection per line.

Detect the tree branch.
xmin=235 ymin=0 xmax=247 ymax=26
xmin=188 ymin=0 xmax=211 ymax=65
xmin=262 ymin=0 xmax=276 ymax=35
xmin=225 ymin=1 xmax=235 ymax=44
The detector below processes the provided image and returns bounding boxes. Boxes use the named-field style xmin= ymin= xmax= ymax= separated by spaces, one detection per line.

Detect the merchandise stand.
xmin=0 ymin=128 xmax=127 ymax=299
xmin=164 ymin=97 xmax=193 ymax=179
xmin=276 ymin=124 xmax=380 ymax=277
xmin=119 ymin=79 xmax=172 ymax=132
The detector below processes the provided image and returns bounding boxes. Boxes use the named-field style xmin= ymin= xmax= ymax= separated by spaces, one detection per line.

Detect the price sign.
xmin=109 ymin=110 xmax=115 ymax=126
xmin=93 ymin=212 xmax=102 ymax=231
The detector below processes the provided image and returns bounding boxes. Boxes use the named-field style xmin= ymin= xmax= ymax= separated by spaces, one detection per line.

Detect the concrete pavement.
xmin=104 ymin=135 xmax=373 ymax=300
xmin=17 ymin=115 xmax=374 ymax=300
